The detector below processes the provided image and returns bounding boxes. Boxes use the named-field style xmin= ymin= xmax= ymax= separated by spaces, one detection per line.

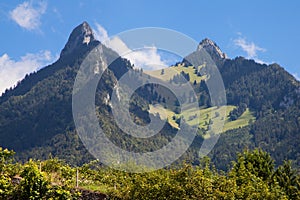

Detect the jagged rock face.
xmin=183 ymin=38 xmax=227 ymax=67
xmin=60 ymin=21 xmax=96 ymax=57
xmin=198 ymin=38 xmax=227 ymax=60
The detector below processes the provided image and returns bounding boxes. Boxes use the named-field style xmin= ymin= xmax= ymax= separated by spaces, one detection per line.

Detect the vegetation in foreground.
xmin=0 ymin=147 xmax=299 ymax=199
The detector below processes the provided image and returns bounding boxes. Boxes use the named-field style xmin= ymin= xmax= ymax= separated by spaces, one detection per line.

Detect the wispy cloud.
xmin=234 ymin=37 xmax=266 ymax=63
xmin=10 ymin=1 xmax=47 ymax=31
xmin=292 ymin=73 xmax=300 ymax=81
xmin=94 ymin=23 xmax=109 ymax=42
xmin=0 ymin=51 xmax=55 ymax=95
xmin=93 ymin=23 xmax=167 ymax=70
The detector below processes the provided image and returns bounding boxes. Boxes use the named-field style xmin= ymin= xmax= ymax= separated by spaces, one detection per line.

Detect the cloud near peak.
xmin=234 ymin=37 xmax=266 ymax=63
xmin=93 ymin=23 xmax=167 ymax=70
xmin=292 ymin=73 xmax=300 ymax=81
xmin=0 ymin=50 xmax=55 ymax=95
xmin=10 ymin=1 xmax=47 ymax=31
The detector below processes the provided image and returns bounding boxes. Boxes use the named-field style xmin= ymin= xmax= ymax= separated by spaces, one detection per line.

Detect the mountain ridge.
xmin=198 ymin=38 xmax=228 ymax=60
xmin=60 ymin=21 xmax=96 ymax=57
xmin=0 ymin=22 xmax=299 ymax=170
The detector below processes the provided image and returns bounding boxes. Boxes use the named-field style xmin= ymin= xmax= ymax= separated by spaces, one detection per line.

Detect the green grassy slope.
xmin=149 ymin=104 xmax=255 ymax=133
xmin=145 ymin=64 xmax=206 ymax=84
xmin=146 ymin=64 xmax=255 ymax=133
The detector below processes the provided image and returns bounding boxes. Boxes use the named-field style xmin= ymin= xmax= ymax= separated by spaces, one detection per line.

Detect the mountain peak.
xmin=60 ymin=21 xmax=96 ymax=57
xmin=198 ymin=38 xmax=227 ymax=59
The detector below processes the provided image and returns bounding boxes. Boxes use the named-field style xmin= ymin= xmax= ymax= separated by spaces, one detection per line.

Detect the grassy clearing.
xmin=145 ymin=64 xmax=206 ymax=84
xmin=150 ymin=104 xmax=179 ymax=129
xmin=149 ymin=105 xmax=255 ymax=133
xmin=146 ymin=64 xmax=255 ymax=133
xmin=223 ymin=108 xmax=255 ymax=132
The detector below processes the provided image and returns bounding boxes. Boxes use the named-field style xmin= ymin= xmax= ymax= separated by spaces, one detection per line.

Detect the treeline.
xmin=0 ymin=147 xmax=299 ymax=199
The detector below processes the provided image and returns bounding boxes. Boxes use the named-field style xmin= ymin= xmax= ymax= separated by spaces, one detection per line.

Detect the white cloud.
xmin=94 ymin=23 xmax=109 ymax=43
xmin=293 ymin=73 xmax=300 ymax=81
xmin=10 ymin=1 xmax=47 ymax=31
xmin=93 ymin=23 xmax=167 ymax=70
xmin=0 ymin=50 xmax=55 ymax=95
xmin=234 ymin=37 xmax=266 ymax=61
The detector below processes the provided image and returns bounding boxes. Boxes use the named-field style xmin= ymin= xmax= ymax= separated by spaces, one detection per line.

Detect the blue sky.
xmin=0 ymin=0 xmax=299 ymax=93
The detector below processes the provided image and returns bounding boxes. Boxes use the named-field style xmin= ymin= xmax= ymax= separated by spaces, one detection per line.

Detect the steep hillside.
xmin=0 ymin=22 xmax=182 ymax=166
xmin=145 ymin=38 xmax=300 ymax=169
xmin=0 ymin=22 xmax=299 ymax=170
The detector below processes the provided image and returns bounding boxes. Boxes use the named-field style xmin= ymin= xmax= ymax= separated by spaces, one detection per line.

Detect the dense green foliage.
xmin=0 ymin=147 xmax=80 ymax=199
xmin=0 ymin=147 xmax=299 ymax=199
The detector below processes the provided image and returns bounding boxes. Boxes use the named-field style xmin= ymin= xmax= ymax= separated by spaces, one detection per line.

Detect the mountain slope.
xmin=0 ymin=22 xmax=180 ymax=165
xmin=0 ymin=23 xmax=299 ymax=170
xmin=198 ymin=41 xmax=300 ymax=169
xmin=0 ymin=22 xmax=132 ymax=164
xmin=145 ymin=38 xmax=300 ymax=169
